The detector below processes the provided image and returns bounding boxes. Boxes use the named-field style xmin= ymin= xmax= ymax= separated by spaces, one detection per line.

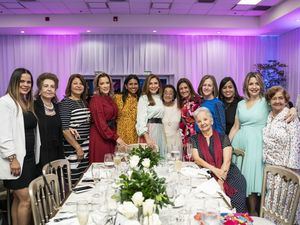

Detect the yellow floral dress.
xmin=114 ymin=94 xmax=138 ymax=144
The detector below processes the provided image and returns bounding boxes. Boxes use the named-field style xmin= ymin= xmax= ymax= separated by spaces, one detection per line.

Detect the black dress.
xmin=4 ymin=111 xmax=37 ymax=189
xmin=222 ymin=97 xmax=243 ymax=135
xmin=34 ymin=97 xmax=64 ymax=175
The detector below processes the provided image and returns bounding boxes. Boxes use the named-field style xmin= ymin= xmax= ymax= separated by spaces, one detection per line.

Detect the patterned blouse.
xmin=114 ymin=94 xmax=138 ymax=144
xmin=263 ymin=107 xmax=300 ymax=169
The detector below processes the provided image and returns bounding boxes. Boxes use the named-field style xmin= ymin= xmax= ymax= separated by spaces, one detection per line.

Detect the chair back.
xmin=127 ymin=143 xmax=159 ymax=152
xmin=42 ymin=159 xmax=72 ymax=204
xmin=29 ymin=174 xmax=60 ymax=225
xmin=260 ymin=164 xmax=300 ymax=225
xmin=231 ymin=148 xmax=245 ymax=171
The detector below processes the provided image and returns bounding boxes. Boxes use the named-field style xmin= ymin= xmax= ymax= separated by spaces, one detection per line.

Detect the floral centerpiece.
xmin=116 ymin=145 xmax=171 ymax=224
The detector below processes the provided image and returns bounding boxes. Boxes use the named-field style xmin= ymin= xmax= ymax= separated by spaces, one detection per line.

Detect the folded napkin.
xmin=173 ymin=194 xmax=185 ymax=208
xmin=180 ymin=167 xmax=211 ymax=178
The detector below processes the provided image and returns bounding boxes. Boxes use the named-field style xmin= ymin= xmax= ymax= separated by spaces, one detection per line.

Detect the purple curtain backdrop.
xmin=0 ymin=34 xmax=278 ymax=100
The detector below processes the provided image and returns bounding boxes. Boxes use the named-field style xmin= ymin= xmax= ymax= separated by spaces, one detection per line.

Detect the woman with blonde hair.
xmin=0 ymin=68 xmax=41 ymax=225
xmin=136 ymin=74 xmax=167 ymax=156
xmin=89 ymin=73 xmax=127 ymax=162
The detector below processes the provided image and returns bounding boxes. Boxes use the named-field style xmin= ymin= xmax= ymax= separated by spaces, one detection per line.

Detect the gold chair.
xmin=231 ymin=148 xmax=245 ymax=171
xmin=42 ymin=159 xmax=72 ymax=204
xmin=127 ymin=143 xmax=159 ymax=152
xmin=29 ymin=174 xmax=60 ymax=225
xmin=259 ymin=164 xmax=300 ymax=225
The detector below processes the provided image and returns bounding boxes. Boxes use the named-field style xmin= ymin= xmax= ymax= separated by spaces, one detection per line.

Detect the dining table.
xmin=47 ymin=161 xmax=275 ymax=225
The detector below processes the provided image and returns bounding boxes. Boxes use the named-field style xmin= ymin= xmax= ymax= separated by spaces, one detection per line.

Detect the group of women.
xmin=0 ymin=68 xmax=299 ymax=225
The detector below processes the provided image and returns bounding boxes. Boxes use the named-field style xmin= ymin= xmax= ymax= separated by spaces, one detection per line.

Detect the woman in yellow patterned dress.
xmin=114 ymin=75 xmax=141 ymax=144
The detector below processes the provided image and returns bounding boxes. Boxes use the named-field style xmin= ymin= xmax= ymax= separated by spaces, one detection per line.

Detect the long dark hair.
xmin=6 ymin=68 xmax=34 ymax=112
xmin=218 ymin=77 xmax=242 ymax=102
xmin=176 ymin=78 xmax=198 ymax=108
xmin=65 ymin=74 xmax=87 ymax=104
xmin=142 ymin=74 xmax=162 ymax=106
xmin=122 ymin=74 xmax=141 ymax=103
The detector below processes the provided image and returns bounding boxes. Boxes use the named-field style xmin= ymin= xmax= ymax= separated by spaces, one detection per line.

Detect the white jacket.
xmin=0 ymin=94 xmax=40 ymax=180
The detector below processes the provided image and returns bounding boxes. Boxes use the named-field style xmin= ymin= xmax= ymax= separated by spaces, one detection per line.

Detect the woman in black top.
xmin=218 ymin=77 xmax=243 ymax=135
xmin=34 ymin=73 xmax=64 ymax=175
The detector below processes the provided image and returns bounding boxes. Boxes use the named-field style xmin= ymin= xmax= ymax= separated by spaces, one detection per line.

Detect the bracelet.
xmin=7 ymin=154 xmax=16 ymax=163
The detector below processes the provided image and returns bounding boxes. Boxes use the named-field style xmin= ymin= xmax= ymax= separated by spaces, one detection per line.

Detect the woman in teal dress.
xmin=229 ymin=72 xmax=297 ymax=215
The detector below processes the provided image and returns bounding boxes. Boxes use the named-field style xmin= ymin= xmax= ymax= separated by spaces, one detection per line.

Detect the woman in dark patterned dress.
xmin=0 ymin=68 xmax=41 ymax=225
xmin=34 ymin=73 xmax=64 ymax=175
xmin=191 ymin=107 xmax=247 ymax=212
xmin=59 ymin=74 xmax=90 ymax=185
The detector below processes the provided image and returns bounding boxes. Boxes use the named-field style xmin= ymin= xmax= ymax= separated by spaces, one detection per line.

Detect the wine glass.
xmin=91 ymin=164 xmax=101 ymax=198
xmin=104 ymin=153 xmax=114 ymax=168
xmin=77 ymin=200 xmax=89 ymax=225
xmin=186 ymin=142 xmax=193 ymax=162
xmin=171 ymin=145 xmax=181 ymax=161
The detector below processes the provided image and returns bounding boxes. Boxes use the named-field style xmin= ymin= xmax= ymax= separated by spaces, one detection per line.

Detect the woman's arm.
xmin=221 ymin=146 xmax=232 ymax=180
xmin=62 ymin=129 xmax=84 ymax=160
xmin=285 ymin=107 xmax=298 ymax=123
xmin=228 ymin=114 xmax=240 ymax=142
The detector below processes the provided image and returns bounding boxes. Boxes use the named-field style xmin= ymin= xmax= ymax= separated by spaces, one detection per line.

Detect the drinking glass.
xmin=202 ymin=198 xmax=221 ymax=225
xmin=77 ymin=200 xmax=89 ymax=225
xmin=91 ymin=164 xmax=102 ymax=198
xmin=186 ymin=142 xmax=193 ymax=162
xmin=114 ymin=152 xmax=122 ymax=176
xmin=104 ymin=153 xmax=114 ymax=167
xmin=171 ymin=145 xmax=181 ymax=161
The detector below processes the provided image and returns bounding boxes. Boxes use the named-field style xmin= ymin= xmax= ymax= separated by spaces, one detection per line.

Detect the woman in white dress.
xmin=136 ymin=74 xmax=167 ymax=157
xmin=263 ymin=86 xmax=300 ymax=224
xmin=162 ymin=85 xmax=182 ymax=153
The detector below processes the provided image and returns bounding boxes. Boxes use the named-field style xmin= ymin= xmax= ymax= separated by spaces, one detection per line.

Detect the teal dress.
xmin=232 ymin=98 xmax=269 ymax=196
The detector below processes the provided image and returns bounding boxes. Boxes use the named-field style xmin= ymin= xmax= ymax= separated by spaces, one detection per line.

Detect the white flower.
xmin=142 ymin=199 xmax=155 ymax=216
xmin=127 ymin=169 xmax=133 ymax=178
xmin=118 ymin=201 xmax=138 ymax=219
xmin=130 ymin=155 xmax=140 ymax=168
xmin=141 ymin=158 xmax=150 ymax=168
xmin=131 ymin=192 xmax=144 ymax=207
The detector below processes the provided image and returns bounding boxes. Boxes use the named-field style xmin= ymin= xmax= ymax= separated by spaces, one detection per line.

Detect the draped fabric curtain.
xmin=0 ymin=34 xmax=278 ymax=99
xmin=279 ymin=28 xmax=300 ymax=102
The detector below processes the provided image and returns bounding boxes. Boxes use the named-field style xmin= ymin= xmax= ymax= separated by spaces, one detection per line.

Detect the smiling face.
xmin=247 ymin=77 xmax=261 ymax=98
xmin=19 ymin=73 xmax=32 ymax=96
xmin=202 ymin=78 xmax=214 ymax=99
xmin=149 ymin=77 xmax=160 ymax=94
xmin=178 ymin=82 xmax=191 ymax=99
xmin=40 ymin=79 xmax=56 ymax=101
xmin=221 ymin=80 xmax=235 ymax=101
xmin=195 ymin=110 xmax=213 ymax=134
xmin=163 ymin=87 xmax=175 ymax=104
xmin=71 ymin=77 xmax=84 ymax=98
xmin=125 ymin=78 xmax=139 ymax=95
xmin=98 ymin=76 xmax=111 ymax=95
xmin=270 ymin=91 xmax=287 ymax=115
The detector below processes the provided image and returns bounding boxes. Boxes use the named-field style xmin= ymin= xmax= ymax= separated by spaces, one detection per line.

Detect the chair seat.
xmin=252 ymin=216 xmax=276 ymax=225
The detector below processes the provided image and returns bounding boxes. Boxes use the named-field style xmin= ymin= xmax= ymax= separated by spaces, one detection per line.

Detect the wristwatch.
xmin=7 ymin=154 xmax=16 ymax=163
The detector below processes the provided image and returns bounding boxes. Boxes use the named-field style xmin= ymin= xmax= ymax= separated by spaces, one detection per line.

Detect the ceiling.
xmin=0 ymin=0 xmax=299 ymax=35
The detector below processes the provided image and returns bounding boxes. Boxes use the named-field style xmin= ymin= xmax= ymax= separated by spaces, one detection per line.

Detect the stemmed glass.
xmin=104 ymin=153 xmax=114 ymax=168
xmin=186 ymin=142 xmax=193 ymax=162
xmin=91 ymin=164 xmax=101 ymax=198
xmin=77 ymin=200 xmax=89 ymax=225
xmin=114 ymin=152 xmax=122 ymax=175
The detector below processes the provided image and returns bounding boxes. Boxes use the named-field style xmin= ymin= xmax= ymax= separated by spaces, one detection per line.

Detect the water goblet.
xmin=104 ymin=153 xmax=114 ymax=168
xmin=186 ymin=142 xmax=193 ymax=162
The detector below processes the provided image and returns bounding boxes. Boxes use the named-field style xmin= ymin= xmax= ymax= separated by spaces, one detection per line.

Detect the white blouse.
xmin=162 ymin=102 xmax=182 ymax=149
xmin=136 ymin=94 xmax=164 ymax=136
xmin=263 ymin=107 xmax=300 ymax=169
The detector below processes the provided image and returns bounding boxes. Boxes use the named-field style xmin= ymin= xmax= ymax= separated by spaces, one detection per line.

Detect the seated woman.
xmin=191 ymin=107 xmax=247 ymax=212
xmin=263 ymin=86 xmax=300 ymax=223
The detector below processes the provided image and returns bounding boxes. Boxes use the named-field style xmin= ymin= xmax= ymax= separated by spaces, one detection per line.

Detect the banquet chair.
xmin=42 ymin=159 xmax=72 ymax=204
xmin=127 ymin=143 xmax=159 ymax=152
xmin=0 ymin=181 xmax=11 ymax=225
xmin=231 ymin=148 xmax=245 ymax=171
xmin=29 ymin=174 xmax=60 ymax=225
xmin=259 ymin=164 xmax=300 ymax=225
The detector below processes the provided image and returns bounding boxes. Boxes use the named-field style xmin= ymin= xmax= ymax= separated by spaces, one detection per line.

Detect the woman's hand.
xmin=285 ymin=107 xmax=297 ymax=123
xmin=10 ymin=159 xmax=21 ymax=177
xmin=217 ymin=179 xmax=225 ymax=192
xmin=69 ymin=128 xmax=80 ymax=139
xmin=143 ymin=133 xmax=156 ymax=149
xmin=75 ymin=146 xmax=84 ymax=161
xmin=211 ymin=167 xmax=227 ymax=181
xmin=116 ymin=138 xmax=128 ymax=151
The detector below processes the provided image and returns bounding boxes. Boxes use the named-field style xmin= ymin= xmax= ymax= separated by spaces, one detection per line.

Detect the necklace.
xmin=43 ymin=101 xmax=56 ymax=116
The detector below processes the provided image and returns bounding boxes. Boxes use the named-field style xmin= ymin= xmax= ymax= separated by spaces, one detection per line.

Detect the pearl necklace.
xmin=43 ymin=102 xmax=56 ymax=116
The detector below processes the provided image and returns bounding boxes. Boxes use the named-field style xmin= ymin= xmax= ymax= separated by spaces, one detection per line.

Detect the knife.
xmin=54 ymin=215 xmax=76 ymax=222
xmin=217 ymin=191 xmax=233 ymax=210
